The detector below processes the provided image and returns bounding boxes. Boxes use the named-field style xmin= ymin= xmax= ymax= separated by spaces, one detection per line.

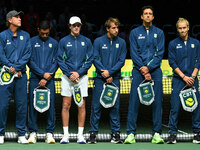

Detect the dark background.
xmin=1 ymin=0 xmax=200 ymax=59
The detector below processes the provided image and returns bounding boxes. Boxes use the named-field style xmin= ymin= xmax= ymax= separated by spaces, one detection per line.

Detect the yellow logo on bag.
xmin=40 ymin=96 xmax=44 ymax=100
xmin=185 ymin=98 xmax=194 ymax=106
xmin=2 ymin=72 xmax=11 ymax=82
xmin=107 ymin=92 xmax=112 ymax=96
xmin=144 ymin=89 xmax=149 ymax=93
xmin=76 ymin=93 xmax=81 ymax=102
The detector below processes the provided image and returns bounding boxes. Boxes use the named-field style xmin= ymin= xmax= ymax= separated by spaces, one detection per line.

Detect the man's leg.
xmin=126 ymin=69 xmax=143 ymax=135
xmin=151 ymin=68 xmax=163 ymax=135
xmin=60 ymin=96 xmax=72 ymax=143
xmin=109 ymin=79 xmax=120 ymax=133
xmin=0 ymin=84 xmax=13 ymax=136
xmin=46 ymin=80 xmax=56 ymax=133
xmin=28 ymin=79 xmax=39 ymax=133
xmin=14 ymin=74 xmax=28 ymax=137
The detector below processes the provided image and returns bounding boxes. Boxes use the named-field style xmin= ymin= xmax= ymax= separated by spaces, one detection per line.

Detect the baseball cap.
xmin=69 ymin=16 xmax=82 ymax=25
xmin=6 ymin=10 xmax=24 ymax=21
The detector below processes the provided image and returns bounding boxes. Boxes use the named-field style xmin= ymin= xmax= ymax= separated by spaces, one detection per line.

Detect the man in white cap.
xmin=0 ymin=10 xmax=31 ymax=144
xmin=57 ymin=16 xmax=93 ymax=144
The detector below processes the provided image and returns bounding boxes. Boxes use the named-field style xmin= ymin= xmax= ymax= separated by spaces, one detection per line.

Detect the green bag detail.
xmin=137 ymin=80 xmax=155 ymax=106
xmin=0 ymin=66 xmax=18 ymax=85
xmin=72 ymin=84 xmax=83 ymax=107
xmin=179 ymin=86 xmax=198 ymax=112
xmin=100 ymin=83 xmax=119 ymax=108
xmin=33 ymin=86 xmax=50 ymax=113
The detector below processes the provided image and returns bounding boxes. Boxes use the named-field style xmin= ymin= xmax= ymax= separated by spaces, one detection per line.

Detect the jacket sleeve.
xmin=29 ymin=46 xmax=45 ymax=77
xmin=57 ymin=40 xmax=71 ymax=77
xmin=108 ymin=40 xmax=127 ymax=75
xmin=48 ymin=42 xmax=59 ymax=74
xmin=0 ymin=36 xmax=14 ymax=67
xmin=93 ymin=39 xmax=106 ymax=73
xmin=129 ymin=30 xmax=144 ymax=70
xmin=195 ymin=41 xmax=200 ymax=69
xmin=77 ymin=39 xmax=94 ymax=76
xmin=147 ymin=30 xmax=165 ymax=71
xmin=168 ymin=41 xmax=178 ymax=70
xmin=12 ymin=35 xmax=32 ymax=71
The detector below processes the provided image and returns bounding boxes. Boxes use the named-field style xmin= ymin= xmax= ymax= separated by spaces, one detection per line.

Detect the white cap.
xmin=69 ymin=16 xmax=82 ymax=25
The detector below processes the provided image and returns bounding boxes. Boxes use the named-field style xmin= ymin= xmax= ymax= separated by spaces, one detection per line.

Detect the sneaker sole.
xmin=152 ymin=140 xmax=164 ymax=144
xmin=124 ymin=140 xmax=136 ymax=144
xmin=46 ymin=140 xmax=56 ymax=144
xmin=28 ymin=141 xmax=36 ymax=144
xmin=167 ymin=140 xmax=176 ymax=144
xmin=88 ymin=141 xmax=97 ymax=144
xmin=193 ymin=140 xmax=200 ymax=144
xmin=111 ymin=140 xmax=123 ymax=144
xmin=17 ymin=141 xmax=29 ymax=144
xmin=77 ymin=141 xmax=86 ymax=144
xmin=60 ymin=141 xmax=69 ymax=144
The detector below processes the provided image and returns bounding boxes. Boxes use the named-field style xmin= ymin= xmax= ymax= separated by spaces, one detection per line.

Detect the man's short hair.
xmin=141 ymin=5 xmax=154 ymax=15
xmin=104 ymin=17 xmax=120 ymax=29
xmin=176 ymin=18 xmax=190 ymax=29
xmin=38 ymin=20 xmax=50 ymax=30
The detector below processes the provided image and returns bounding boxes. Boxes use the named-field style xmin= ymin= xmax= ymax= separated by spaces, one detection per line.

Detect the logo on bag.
xmin=185 ymin=98 xmax=194 ymax=106
xmin=40 ymin=95 xmax=44 ymax=100
xmin=76 ymin=93 xmax=81 ymax=102
xmin=107 ymin=91 xmax=112 ymax=96
xmin=179 ymin=86 xmax=198 ymax=112
xmin=2 ymin=72 xmax=11 ymax=82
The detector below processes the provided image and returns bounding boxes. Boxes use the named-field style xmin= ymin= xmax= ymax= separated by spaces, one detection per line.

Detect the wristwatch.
xmin=192 ymin=76 xmax=196 ymax=79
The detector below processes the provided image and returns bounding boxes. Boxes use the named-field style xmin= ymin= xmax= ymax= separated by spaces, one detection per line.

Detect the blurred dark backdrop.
xmin=0 ymin=0 xmax=200 ymax=59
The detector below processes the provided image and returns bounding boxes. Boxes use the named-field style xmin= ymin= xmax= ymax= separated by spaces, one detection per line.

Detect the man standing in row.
xmin=167 ymin=18 xmax=200 ymax=144
xmin=124 ymin=5 xmax=165 ymax=144
xmin=88 ymin=17 xmax=127 ymax=144
xmin=57 ymin=16 xmax=93 ymax=144
xmin=27 ymin=20 xmax=58 ymax=144
xmin=0 ymin=10 xmax=31 ymax=144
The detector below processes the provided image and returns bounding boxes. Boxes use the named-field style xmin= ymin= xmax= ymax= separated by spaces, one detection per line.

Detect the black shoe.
xmin=111 ymin=132 xmax=123 ymax=144
xmin=87 ymin=132 xmax=97 ymax=144
xmin=193 ymin=133 xmax=200 ymax=144
xmin=167 ymin=134 xmax=177 ymax=144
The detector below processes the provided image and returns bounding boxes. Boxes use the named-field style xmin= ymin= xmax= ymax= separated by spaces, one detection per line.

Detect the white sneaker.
xmin=0 ymin=136 xmax=4 ymax=144
xmin=28 ymin=132 xmax=37 ymax=144
xmin=77 ymin=134 xmax=86 ymax=144
xmin=60 ymin=134 xmax=69 ymax=144
xmin=18 ymin=136 xmax=28 ymax=144
xmin=46 ymin=133 xmax=55 ymax=144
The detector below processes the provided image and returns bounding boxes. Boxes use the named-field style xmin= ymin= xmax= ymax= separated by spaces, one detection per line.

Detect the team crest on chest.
xmin=49 ymin=43 xmax=52 ymax=48
xmin=191 ymin=44 xmax=195 ymax=48
xmin=81 ymin=42 xmax=85 ymax=46
xmin=116 ymin=43 xmax=119 ymax=48
xmin=20 ymin=36 xmax=23 ymax=40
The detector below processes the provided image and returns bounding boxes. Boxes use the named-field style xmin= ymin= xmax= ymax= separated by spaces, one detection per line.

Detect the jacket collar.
xmin=7 ymin=28 xmax=20 ymax=37
xmin=142 ymin=24 xmax=154 ymax=31
xmin=69 ymin=33 xmax=81 ymax=40
xmin=104 ymin=33 xmax=118 ymax=41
